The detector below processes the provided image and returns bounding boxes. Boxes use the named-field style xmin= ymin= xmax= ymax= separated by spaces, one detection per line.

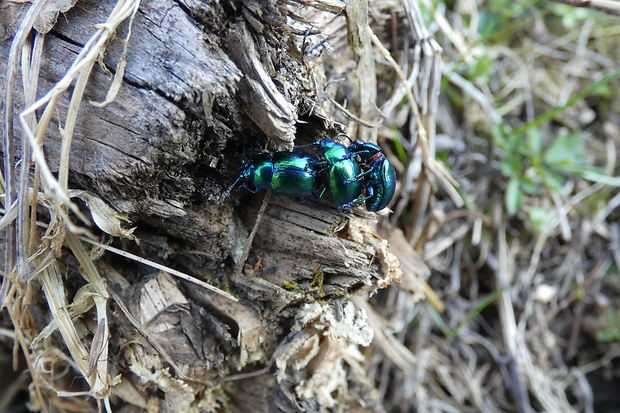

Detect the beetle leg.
xmin=343 ymin=168 xmax=372 ymax=184
xmin=242 ymin=183 xmax=260 ymax=193
xmin=339 ymin=195 xmax=370 ymax=210
xmin=318 ymin=186 xmax=328 ymax=199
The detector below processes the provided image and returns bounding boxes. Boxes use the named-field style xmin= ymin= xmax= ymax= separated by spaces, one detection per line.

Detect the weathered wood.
xmin=227 ymin=23 xmax=298 ymax=147
xmin=1 ymin=0 xmax=407 ymax=411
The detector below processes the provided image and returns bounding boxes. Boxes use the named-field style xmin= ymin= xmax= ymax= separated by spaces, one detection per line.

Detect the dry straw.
xmin=2 ymin=1 xmax=234 ymax=411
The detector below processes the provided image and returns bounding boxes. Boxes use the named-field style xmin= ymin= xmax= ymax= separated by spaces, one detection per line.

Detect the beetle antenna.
xmin=223 ymin=178 xmax=239 ymax=200
xmin=293 ymin=141 xmax=322 ymax=150
xmin=221 ymin=140 xmax=249 ymax=202
xmin=222 ymin=176 xmax=243 ymax=200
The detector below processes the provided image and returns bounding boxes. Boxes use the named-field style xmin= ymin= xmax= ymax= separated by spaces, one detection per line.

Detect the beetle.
xmin=226 ymin=151 xmax=324 ymax=198
xmin=313 ymin=139 xmax=364 ymax=210
xmin=344 ymin=140 xmax=397 ymax=211
xmin=226 ymin=137 xmax=395 ymax=212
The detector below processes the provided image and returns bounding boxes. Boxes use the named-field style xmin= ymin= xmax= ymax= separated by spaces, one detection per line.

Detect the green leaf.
xmin=597 ymin=309 xmax=620 ymax=343
xmin=467 ymin=55 xmax=493 ymax=80
xmin=544 ymin=133 xmax=585 ymax=169
xmin=393 ymin=133 xmax=408 ymax=164
xmin=429 ymin=307 xmax=453 ymax=338
xmin=505 ymin=177 xmax=521 ymax=215
xmin=520 ymin=177 xmax=541 ymax=195
xmin=527 ymin=128 xmax=544 ymax=160
xmin=543 ymin=137 xmax=620 ymax=186
xmin=500 ymin=158 xmax=520 ymax=176
xmin=491 ymin=123 xmax=510 ymax=150
xmin=540 ymin=168 xmax=565 ymax=192
xmin=478 ymin=11 xmax=503 ymax=37
xmin=529 ymin=207 xmax=554 ymax=235
xmin=581 ymin=171 xmax=620 ymax=187
xmin=451 ymin=290 xmax=503 ymax=338
xmin=432 ymin=290 xmax=503 ymax=339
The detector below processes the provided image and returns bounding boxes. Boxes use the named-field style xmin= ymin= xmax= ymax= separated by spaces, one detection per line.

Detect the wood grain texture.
xmin=1 ymin=0 xmax=406 ymax=410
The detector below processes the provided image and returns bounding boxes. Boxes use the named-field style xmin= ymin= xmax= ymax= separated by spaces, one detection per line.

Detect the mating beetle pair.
xmin=227 ymin=136 xmax=396 ymax=212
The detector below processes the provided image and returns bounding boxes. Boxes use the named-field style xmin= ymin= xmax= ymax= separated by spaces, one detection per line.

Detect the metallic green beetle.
xmin=316 ymin=139 xmax=363 ymax=209
xmin=228 ymin=151 xmax=323 ymax=198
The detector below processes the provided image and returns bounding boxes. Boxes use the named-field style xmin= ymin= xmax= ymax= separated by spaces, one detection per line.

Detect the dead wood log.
xmin=0 ymin=0 xmax=410 ymax=411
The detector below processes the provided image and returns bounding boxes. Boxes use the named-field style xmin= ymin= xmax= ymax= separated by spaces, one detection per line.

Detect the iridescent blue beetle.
xmin=344 ymin=140 xmax=397 ymax=211
xmin=226 ymin=151 xmax=324 ymax=198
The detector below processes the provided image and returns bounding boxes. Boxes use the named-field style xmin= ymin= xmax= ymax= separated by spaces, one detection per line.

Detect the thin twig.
xmin=79 ymin=236 xmax=238 ymax=302
xmin=235 ymin=190 xmax=272 ymax=278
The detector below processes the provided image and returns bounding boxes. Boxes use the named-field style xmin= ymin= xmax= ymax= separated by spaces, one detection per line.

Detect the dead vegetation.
xmin=1 ymin=0 xmax=620 ymax=412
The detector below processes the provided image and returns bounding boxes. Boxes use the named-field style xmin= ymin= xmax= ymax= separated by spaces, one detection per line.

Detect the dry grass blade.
xmin=552 ymin=0 xmax=620 ymax=15
xmin=2 ymin=0 xmax=50 ymax=321
xmin=353 ymin=296 xmax=417 ymax=371
xmin=78 ymin=235 xmax=238 ymax=302
xmin=3 ymin=1 xmax=140 ymax=411
xmin=492 ymin=214 xmax=532 ymax=412
xmin=368 ymin=29 xmax=463 ymax=209
xmin=16 ymin=0 xmax=141 ymax=235
xmin=344 ymin=0 xmax=378 ymax=142
xmin=0 ymin=203 xmax=18 ymax=233
xmin=37 ymin=263 xmax=90 ymax=381
xmin=4 ymin=0 xmax=47 ymax=205
xmin=2 ymin=281 xmax=49 ymax=412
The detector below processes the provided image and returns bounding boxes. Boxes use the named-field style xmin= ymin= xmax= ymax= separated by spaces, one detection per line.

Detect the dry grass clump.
xmin=1 ymin=3 xmax=140 ymax=411
xmin=364 ymin=0 xmax=620 ymax=411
